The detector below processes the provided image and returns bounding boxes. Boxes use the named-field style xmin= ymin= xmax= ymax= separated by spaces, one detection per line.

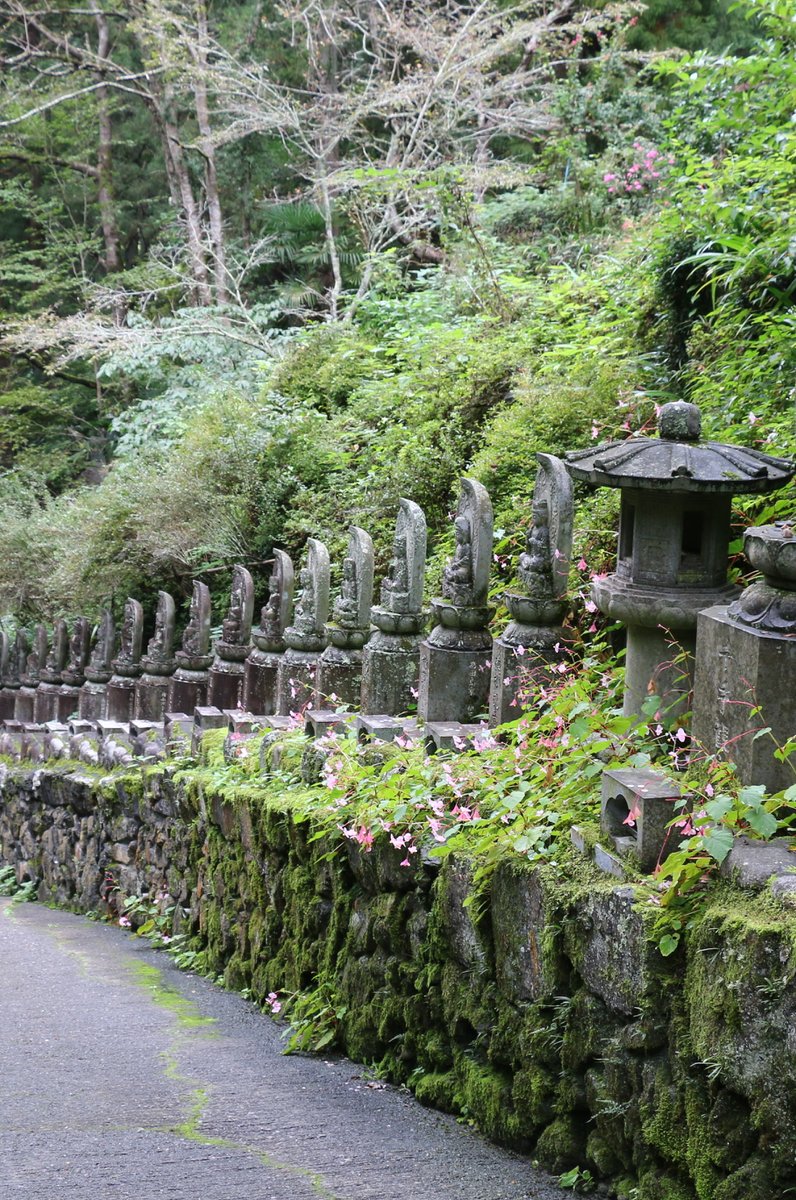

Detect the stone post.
xmin=361 ymin=499 xmax=427 ymax=716
xmin=207 ymin=566 xmax=255 ymax=711
xmin=276 ymin=539 xmax=330 ymax=714
xmin=79 ymin=610 xmax=115 ymax=721
xmin=243 ymin=551 xmax=294 ymax=715
xmin=57 ymin=619 xmax=91 ymax=722
xmin=35 ymin=619 xmax=69 ymax=722
xmin=169 ymin=581 xmax=213 ymax=714
xmin=419 ymin=479 xmax=493 ymax=723
xmin=135 ymin=591 xmax=177 ymax=722
xmin=107 ymin=598 xmax=144 ymax=722
xmin=317 ymin=526 xmax=374 ymax=708
xmin=489 ymin=454 xmax=573 ymax=726
xmin=15 ymin=625 xmax=47 ymax=722
xmin=693 ymin=518 xmax=796 ymax=794
xmin=3 ymin=631 xmax=29 ymax=722
xmin=0 ymin=632 xmax=12 ymax=720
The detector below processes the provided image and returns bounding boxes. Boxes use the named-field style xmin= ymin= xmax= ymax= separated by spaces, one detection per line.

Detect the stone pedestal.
xmin=55 ymin=685 xmax=82 ymax=723
xmin=79 ymin=677 xmax=109 ymax=721
xmin=135 ymin=669 xmax=174 ymax=723
xmin=591 ymin=576 xmax=735 ymax=723
xmin=316 ymin=643 xmax=365 ymax=709
xmin=242 ymin=648 xmax=282 ymax=716
xmin=14 ymin=687 xmax=38 ymax=723
xmin=106 ymin=674 xmax=139 ymax=723
xmin=694 ymin=605 xmax=796 ymax=795
xmin=34 ymin=682 xmax=62 ymax=724
xmin=208 ymin=643 xmax=248 ymax=711
xmin=0 ymin=688 xmax=17 ymax=720
xmin=360 ymin=624 xmax=424 ymax=716
xmin=488 ymin=592 xmax=568 ymax=727
xmin=418 ymin=605 xmax=492 ymax=724
xmin=168 ymin=652 xmax=212 ymax=715
xmin=276 ymin=647 xmax=322 ymax=715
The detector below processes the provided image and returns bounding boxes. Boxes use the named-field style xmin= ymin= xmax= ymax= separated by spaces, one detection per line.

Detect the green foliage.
xmin=0 ymin=863 xmax=37 ymax=904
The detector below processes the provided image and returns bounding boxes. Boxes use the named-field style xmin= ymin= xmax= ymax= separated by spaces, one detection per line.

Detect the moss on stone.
xmin=534 ymin=1114 xmax=587 ymax=1173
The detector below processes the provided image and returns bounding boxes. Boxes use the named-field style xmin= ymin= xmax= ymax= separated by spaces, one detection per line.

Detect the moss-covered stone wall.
xmin=1 ymin=761 xmax=794 ymax=1200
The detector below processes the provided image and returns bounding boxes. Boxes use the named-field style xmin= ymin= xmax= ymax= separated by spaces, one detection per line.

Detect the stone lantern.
xmin=565 ymin=401 xmax=794 ymax=721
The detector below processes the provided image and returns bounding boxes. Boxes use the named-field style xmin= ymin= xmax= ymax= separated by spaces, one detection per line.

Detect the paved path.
xmin=0 ymin=903 xmax=568 ymax=1200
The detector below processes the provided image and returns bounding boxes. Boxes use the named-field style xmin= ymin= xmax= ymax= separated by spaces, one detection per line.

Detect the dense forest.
xmin=0 ymin=0 xmax=793 ymax=629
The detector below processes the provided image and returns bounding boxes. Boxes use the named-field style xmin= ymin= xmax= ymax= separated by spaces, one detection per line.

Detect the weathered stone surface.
xmin=418 ymin=641 xmax=491 ymax=723
xmin=580 ymin=886 xmax=656 ymax=1015
xmin=694 ymin=603 xmax=796 ymax=795
xmin=491 ymin=863 xmax=555 ymax=1003
xmin=720 ymin=835 xmax=796 ymax=889
xmin=600 ymin=768 xmax=681 ymax=874
xmin=437 ymin=859 xmax=488 ymax=973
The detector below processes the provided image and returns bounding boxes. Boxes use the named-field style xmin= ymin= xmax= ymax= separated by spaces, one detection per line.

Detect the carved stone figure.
xmin=490 ymin=454 xmax=573 ymax=726
xmin=62 ymin=618 xmax=91 ymax=688
xmin=22 ymin=625 xmax=48 ymax=685
xmin=177 ymin=581 xmax=212 ymax=660
xmin=87 ymin=610 xmax=115 ymax=679
xmin=335 ymin=558 xmax=359 ymax=625
xmin=372 ymin=499 xmax=427 ymax=629
xmin=362 ymin=500 xmax=428 ymax=715
xmin=220 ymin=565 xmax=255 ymax=649
xmin=257 ymin=551 xmax=294 ymax=652
xmin=518 ymin=499 xmax=554 ymax=598
xmin=207 ymin=565 xmax=255 ymax=710
xmin=442 ymin=517 xmax=474 ymax=606
xmin=277 ymin=539 xmax=331 ymax=712
xmin=44 ymin=620 xmax=69 ymax=678
xmin=113 ymin=599 xmax=144 ymax=673
xmin=168 ymin=581 xmax=213 ymax=714
xmin=140 ymin=592 xmax=176 ymax=671
xmin=317 ymin=527 xmax=375 ymax=702
xmin=284 ymin=539 xmax=330 ymax=651
xmin=420 ymin=479 xmax=494 ymax=722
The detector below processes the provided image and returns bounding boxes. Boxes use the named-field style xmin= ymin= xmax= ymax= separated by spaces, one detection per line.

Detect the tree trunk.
xmin=191 ymin=1 xmax=227 ymax=304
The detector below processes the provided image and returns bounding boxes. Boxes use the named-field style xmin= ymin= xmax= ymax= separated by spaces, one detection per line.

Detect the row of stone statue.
xmin=0 ymin=456 xmax=574 ymax=730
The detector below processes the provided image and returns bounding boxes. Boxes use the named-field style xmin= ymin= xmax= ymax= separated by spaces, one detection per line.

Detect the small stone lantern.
xmin=565 ymin=402 xmax=794 ymax=721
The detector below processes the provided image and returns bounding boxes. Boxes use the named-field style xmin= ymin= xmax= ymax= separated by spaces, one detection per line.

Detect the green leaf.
xmin=746 ymin=808 xmax=779 ymax=839
xmin=659 ymin=933 xmax=681 ymax=957
xmin=703 ymin=827 xmax=735 ymax=863
xmin=704 ymin=797 xmax=733 ymax=821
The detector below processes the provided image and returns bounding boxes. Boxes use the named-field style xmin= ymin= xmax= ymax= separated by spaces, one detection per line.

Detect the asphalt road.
xmin=0 ymin=902 xmax=569 ymax=1200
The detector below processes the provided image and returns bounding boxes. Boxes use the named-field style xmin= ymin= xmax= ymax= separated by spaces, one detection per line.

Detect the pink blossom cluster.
xmin=603 ymin=143 xmax=673 ymax=198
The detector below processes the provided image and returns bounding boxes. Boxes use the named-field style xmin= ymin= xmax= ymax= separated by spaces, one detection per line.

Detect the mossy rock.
xmin=534 ymin=1113 xmax=588 ymax=1173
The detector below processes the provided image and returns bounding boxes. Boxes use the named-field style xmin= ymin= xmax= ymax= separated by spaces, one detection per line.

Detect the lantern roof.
xmin=565 ymin=401 xmax=795 ymax=495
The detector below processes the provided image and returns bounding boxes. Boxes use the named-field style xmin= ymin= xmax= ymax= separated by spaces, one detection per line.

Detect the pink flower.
xmin=266 ymin=992 xmax=282 ymax=1014
xmin=577 ymin=557 xmax=587 ymax=571
xmin=356 ymin=826 xmax=374 ymax=850
xmin=584 ymin=599 xmax=597 ymax=614
xmin=119 ymin=915 xmax=132 ymax=928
